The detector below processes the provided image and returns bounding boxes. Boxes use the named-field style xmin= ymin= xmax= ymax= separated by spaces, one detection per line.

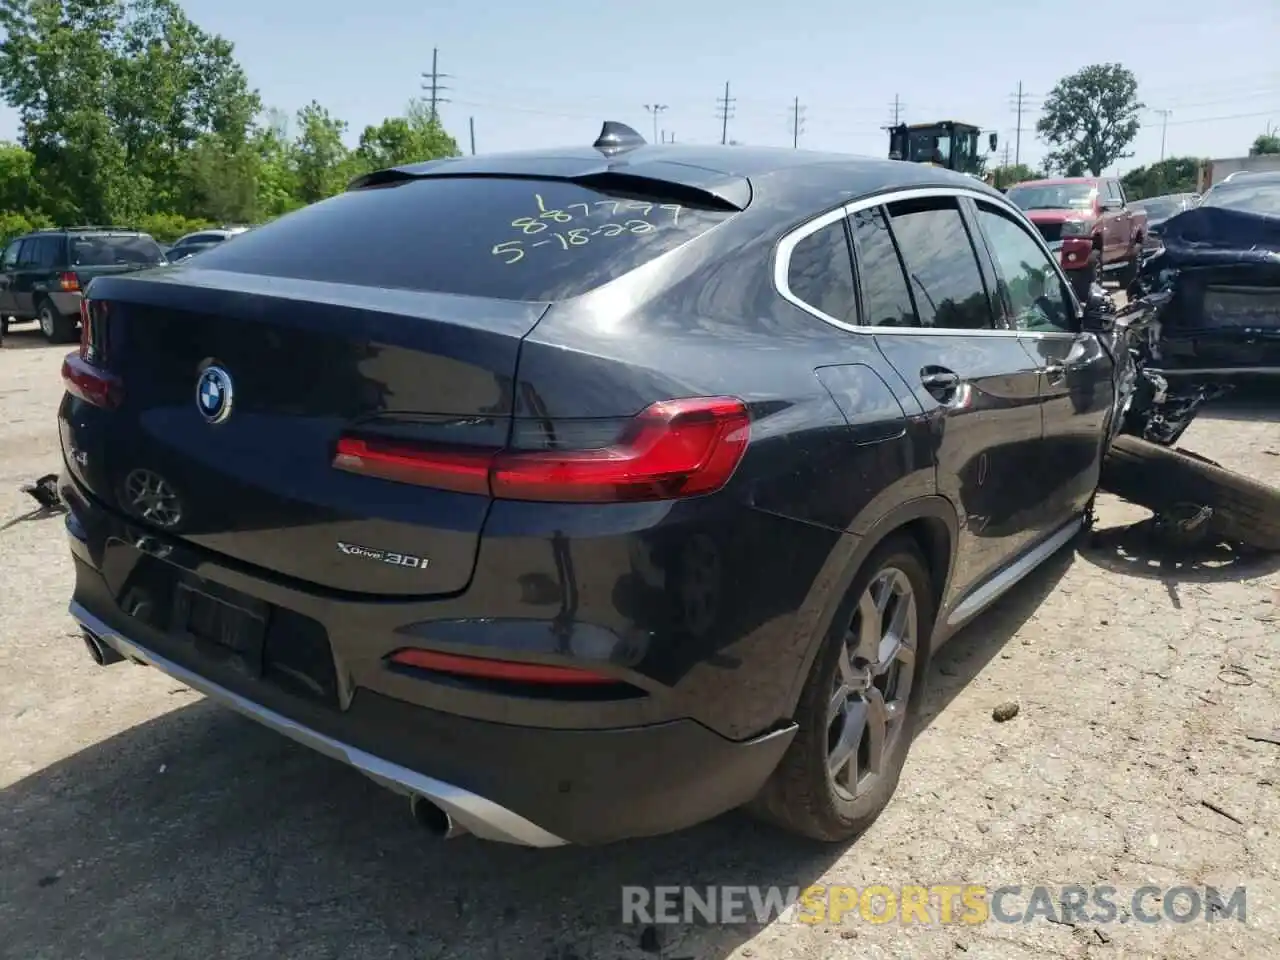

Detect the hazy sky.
xmin=1 ymin=0 xmax=1276 ymax=172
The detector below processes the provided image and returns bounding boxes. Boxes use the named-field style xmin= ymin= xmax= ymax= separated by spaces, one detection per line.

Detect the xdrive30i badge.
xmin=336 ymin=541 xmax=430 ymax=570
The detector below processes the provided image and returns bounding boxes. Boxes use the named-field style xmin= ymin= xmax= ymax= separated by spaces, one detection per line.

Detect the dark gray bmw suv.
xmin=62 ymin=124 xmax=1123 ymax=846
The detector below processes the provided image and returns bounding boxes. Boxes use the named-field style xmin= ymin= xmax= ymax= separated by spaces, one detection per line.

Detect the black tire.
xmin=1100 ymin=435 xmax=1280 ymax=551
xmin=747 ymin=535 xmax=934 ymax=841
xmin=38 ymin=299 xmax=78 ymax=344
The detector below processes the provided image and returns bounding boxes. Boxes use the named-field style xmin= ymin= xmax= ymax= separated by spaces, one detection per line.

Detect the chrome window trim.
xmin=774 ymin=184 xmax=1083 ymax=341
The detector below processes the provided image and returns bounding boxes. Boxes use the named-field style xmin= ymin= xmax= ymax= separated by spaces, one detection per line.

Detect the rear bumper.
xmin=49 ymin=290 xmax=83 ymax=316
xmin=65 ymin=517 xmax=796 ymax=846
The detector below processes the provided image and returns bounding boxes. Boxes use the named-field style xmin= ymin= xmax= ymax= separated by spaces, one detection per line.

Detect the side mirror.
xmin=1081 ymin=284 xmax=1115 ymax=333
xmin=1099 ymin=197 xmax=1123 ymax=211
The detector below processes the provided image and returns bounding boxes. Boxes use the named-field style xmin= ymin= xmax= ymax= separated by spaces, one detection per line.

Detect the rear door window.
xmin=189 ymin=177 xmax=737 ymax=302
xmin=785 ymin=219 xmax=858 ymax=325
xmin=35 ymin=236 xmax=62 ymax=268
xmin=851 ymin=208 xmax=917 ymax=327
xmin=70 ymin=235 xmax=166 ymax=266
xmin=884 ymin=197 xmax=995 ymax=330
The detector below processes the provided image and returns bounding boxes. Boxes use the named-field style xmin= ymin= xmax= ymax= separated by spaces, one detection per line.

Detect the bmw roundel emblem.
xmin=196 ymin=365 xmax=234 ymax=424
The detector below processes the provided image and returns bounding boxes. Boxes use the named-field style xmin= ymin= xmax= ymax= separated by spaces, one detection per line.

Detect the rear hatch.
xmin=67 ymin=168 xmax=742 ymax=597
xmin=66 ymin=232 xmax=167 ymax=283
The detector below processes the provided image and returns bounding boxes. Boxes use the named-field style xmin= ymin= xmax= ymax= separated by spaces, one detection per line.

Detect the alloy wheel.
xmin=826 ymin=566 xmax=918 ymax=801
xmin=39 ymin=307 xmax=54 ymax=338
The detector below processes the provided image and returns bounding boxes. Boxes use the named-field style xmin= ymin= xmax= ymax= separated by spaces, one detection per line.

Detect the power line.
xmin=1138 ymin=71 xmax=1280 ymax=98
xmin=643 ymin=103 xmax=668 ymax=143
xmin=1151 ymin=108 xmax=1172 ymax=160
xmin=888 ymin=94 xmax=903 ymax=126
xmin=790 ymin=97 xmax=806 ymax=148
xmin=715 ymin=81 xmax=736 ymax=145
xmin=1144 ymin=87 xmax=1280 ymax=111
xmin=1162 ymin=108 xmax=1278 ymax=126
xmin=1009 ymin=82 xmax=1032 ymax=167
xmin=420 ymin=47 xmax=451 ymax=122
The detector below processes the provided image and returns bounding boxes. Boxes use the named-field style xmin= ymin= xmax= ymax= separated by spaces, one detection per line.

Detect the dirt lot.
xmin=1 ymin=327 xmax=1278 ymax=960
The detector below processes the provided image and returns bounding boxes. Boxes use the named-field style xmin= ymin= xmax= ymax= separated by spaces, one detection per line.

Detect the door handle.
xmin=1042 ymin=363 xmax=1066 ymax=384
xmin=920 ymin=366 xmax=961 ymax=401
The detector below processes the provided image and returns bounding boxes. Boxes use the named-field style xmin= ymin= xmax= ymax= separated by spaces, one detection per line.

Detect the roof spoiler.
xmin=348 ymin=159 xmax=750 ymax=211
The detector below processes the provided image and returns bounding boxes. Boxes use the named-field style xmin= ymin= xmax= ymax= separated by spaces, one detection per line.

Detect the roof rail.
xmin=35 ymin=224 xmax=140 ymax=233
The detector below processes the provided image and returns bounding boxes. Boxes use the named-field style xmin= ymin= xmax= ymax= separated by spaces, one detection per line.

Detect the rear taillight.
xmin=333 ymin=396 xmax=751 ymax=503
xmin=64 ymin=298 xmax=120 ymax=408
xmin=62 ymin=353 xmax=122 ymax=409
xmin=60 ymin=271 xmax=80 ymax=292
xmin=77 ymin=298 xmax=108 ymax=363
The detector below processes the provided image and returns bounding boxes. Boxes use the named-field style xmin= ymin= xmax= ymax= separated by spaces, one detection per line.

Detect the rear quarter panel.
xmin=499 ymin=210 xmax=943 ymax=736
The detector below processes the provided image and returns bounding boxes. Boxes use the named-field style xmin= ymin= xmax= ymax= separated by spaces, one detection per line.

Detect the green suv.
xmin=0 ymin=227 xmax=167 ymax=343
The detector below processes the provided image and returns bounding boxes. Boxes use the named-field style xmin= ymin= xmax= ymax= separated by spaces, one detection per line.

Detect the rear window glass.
xmin=190 ymin=177 xmax=737 ymax=301
xmin=71 ymin=235 xmax=165 ymax=266
xmin=1199 ymin=182 xmax=1280 ymax=216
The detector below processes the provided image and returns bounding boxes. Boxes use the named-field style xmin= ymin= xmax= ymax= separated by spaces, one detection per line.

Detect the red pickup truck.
xmin=1004 ymin=176 xmax=1147 ymax=299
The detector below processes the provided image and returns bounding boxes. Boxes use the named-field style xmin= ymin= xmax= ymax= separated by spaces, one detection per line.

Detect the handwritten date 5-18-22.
xmin=492 ymin=220 xmax=658 ymax=264
xmin=491 ymin=195 xmax=684 ymax=265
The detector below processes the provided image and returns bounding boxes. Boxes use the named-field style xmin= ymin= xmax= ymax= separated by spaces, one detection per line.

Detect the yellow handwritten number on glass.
xmin=566 ymin=229 xmax=590 ymax=246
xmin=534 ymin=194 xmax=572 ymax=222
xmin=492 ymin=241 xmax=524 ymax=264
xmin=511 ymin=217 xmax=547 ymax=235
xmin=625 ymin=220 xmax=655 ymax=235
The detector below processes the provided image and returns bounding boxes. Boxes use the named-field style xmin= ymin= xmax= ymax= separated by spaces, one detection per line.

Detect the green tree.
xmin=1120 ymin=156 xmax=1204 ymax=200
xmin=250 ymin=120 xmax=302 ymax=218
xmin=356 ymin=98 xmax=461 ymax=171
xmin=1036 ymin=64 xmax=1144 ymax=176
xmin=108 ymin=0 xmax=260 ymax=211
xmin=990 ymin=163 xmax=1046 ymax=189
xmin=0 ymin=0 xmax=259 ymax=223
xmin=1250 ymin=133 xmax=1280 ymax=156
xmin=292 ymin=100 xmax=352 ymax=204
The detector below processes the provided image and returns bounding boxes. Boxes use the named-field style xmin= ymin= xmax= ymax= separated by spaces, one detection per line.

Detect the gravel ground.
xmin=1 ymin=327 xmax=1278 ymax=960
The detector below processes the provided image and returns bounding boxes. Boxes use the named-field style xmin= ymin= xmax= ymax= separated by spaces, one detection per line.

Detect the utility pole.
xmin=1010 ymin=82 xmax=1031 ymax=167
xmin=469 ymin=116 xmax=476 ymax=156
xmin=643 ymin=104 xmax=668 ymax=143
xmin=420 ymin=48 xmax=451 ymax=123
xmin=889 ymin=94 xmax=902 ymax=125
xmin=1002 ymin=142 xmax=1011 ymax=168
xmin=790 ymin=96 xmax=806 ymax=148
xmin=1154 ymin=108 xmax=1172 ymax=160
xmin=715 ymin=81 xmax=735 ymax=145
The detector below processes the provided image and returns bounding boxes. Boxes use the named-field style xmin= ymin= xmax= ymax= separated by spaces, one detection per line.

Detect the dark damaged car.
xmin=62 ymin=122 xmax=1254 ymax=849
xmin=1128 ymin=174 xmax=1280 ymax=378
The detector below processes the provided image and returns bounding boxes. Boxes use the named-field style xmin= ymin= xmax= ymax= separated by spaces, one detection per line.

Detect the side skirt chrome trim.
xmin=69 ymin=601 xmax=568 ymax=848
xmin=945 ymin=516 xmax=1083 ymax=628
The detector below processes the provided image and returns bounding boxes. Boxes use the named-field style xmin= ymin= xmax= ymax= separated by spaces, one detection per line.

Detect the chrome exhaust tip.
xmin=81 ymin=628 xmax=125 ymax=666
xmin=410 ymin=794 xmax=467 ymax=839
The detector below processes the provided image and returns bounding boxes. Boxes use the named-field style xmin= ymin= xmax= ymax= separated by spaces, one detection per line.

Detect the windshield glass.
xmin=1199 ymin=181 xmax=1280 ymax=216
xmin=1005 ymin=183 xmax=1096 ymax=211
xmin=70 ymin=235 xmax=165 ymax=266
xmin=906 ymin=129 xmax=950 ymax=165
xmin=1132 ymin=197 xmax=1185 ymax=221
